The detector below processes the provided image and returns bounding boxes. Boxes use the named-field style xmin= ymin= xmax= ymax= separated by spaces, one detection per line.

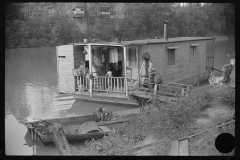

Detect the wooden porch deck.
xmin=72 ymin=90 xmax=139 ymax=106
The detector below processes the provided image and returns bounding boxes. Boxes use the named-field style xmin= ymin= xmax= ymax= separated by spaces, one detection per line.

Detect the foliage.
xmin=5 ymin=3 xmax=83 ymax=48
xmin=73 ymin=84 xmax=234 ymax=155
xmin=189 ymin=122 xmax=235 ymax=156
xmin=5 ymin=3 xmax=235 ymax=48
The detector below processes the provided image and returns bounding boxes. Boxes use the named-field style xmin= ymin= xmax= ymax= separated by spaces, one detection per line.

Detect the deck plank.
xmin=179 ymin=139 xmax=189 ymax=156
xmin=169 ymin=140 xmax=179 ymax=156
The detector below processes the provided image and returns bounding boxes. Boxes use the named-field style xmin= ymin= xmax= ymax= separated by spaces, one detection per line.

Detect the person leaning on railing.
xmin=219 ymin=58 xmax=235 ymax=85
xmin=148 ymin=61 xmax=163 ymax=89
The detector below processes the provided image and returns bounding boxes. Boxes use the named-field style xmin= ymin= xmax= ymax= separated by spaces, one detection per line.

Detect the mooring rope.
xmin=177 ymin=119 xmax=235 ymax=141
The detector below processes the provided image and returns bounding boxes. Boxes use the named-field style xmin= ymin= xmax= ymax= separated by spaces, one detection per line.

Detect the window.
xmin=128 ymin=48 xmax=137 ymax=66
xmin=191 ymin=46 xmax=197 ymax=60
xmin=100 ymin=9 xmax=110 ymax=13
xmin=167 ymin=49 xmax=175 ymax=66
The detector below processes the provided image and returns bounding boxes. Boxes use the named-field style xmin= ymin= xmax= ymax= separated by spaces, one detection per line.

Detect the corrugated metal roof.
xmin=68 ymin=37 xmax=216 ymax=47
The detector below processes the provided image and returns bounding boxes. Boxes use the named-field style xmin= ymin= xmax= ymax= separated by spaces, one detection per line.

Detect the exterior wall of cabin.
xmin=137 ymin=40 xmax=209 ymax=84
xmin=57 ymin=45 xmax=75 ymax=93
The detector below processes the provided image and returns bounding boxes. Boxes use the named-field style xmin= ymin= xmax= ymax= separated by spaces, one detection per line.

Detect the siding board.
xmin=57 ymin=45 xmax=75 ymax=92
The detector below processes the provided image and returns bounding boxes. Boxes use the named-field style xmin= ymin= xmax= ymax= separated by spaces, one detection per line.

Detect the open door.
xmin=126 ymin=47 xmax=138 ymax=81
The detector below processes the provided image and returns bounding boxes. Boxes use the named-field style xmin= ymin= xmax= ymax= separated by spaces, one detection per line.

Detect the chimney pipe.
xmin=164 ymin=21 xmax=169 ymax=40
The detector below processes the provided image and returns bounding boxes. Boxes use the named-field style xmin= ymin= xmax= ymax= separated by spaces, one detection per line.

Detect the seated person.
xmin=110 ymin=63 xmax=117 ymax=76
xmin=93 ymin=107 xmax=113 ymax=122
xmin=114 ymin=61 xmax=122 ymax=77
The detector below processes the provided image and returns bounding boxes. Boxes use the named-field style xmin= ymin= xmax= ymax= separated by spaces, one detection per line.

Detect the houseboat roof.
xmin=119 ymin=37 xmax=216 ymax=46
xmin=68 ymin=37 xmax=216 ymax=47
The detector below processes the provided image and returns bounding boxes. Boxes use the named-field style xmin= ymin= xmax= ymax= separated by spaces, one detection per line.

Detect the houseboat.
xmin=56 ymin=22 xmax=215 ymax=105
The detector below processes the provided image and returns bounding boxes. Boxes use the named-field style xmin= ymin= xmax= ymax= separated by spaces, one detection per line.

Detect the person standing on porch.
xmin=148 ymin=61 xmax=163 ymax=88
xmin=148 ymin=61 xmax=156 ymax=84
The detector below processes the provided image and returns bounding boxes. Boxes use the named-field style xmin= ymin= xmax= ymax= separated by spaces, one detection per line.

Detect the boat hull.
xmin=40 ymin=132 xmax=108 ymax=145
xmin=72 ymin=93 xmax=139 ymax=106
xmin=38 ymin=118 xmax=134 ymax=145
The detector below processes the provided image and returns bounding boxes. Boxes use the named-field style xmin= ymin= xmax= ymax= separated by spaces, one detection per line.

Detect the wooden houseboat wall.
xmin=57 ymin=45 xmax=75 ymax=93
xmin=124 ymin=38 xmax=215 ymax=86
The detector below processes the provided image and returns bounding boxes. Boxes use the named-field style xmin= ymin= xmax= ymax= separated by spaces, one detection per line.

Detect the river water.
xmin=5 ymin=39 xmax=235 ymax=155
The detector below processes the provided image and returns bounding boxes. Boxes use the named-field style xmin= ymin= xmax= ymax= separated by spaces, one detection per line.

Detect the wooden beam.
xmin=124 ymin=46 xmax=128 ymax=97
xmin=49 ymin=123 xmax=73 ymax=155
xmin=88 ymin=44 xmax=93 ymax=97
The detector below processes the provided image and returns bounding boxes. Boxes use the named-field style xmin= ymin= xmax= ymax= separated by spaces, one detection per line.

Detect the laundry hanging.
xmin=92 ymin=49 xmax=101 ymax=66
xmin=109 ymin=48 xmax=118 ymax=63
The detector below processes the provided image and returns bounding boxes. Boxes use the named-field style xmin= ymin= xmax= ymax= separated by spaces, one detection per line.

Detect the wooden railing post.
xmin=186 ymin=86 xmax=189 ymax=97
xmin=154 ymin=84 xmax=157 ymax=95
xmin=181 ymin=88 xmax=185 ymax=96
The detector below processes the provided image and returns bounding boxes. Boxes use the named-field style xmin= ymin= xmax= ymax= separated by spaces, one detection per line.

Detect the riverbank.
xmin=69 ymin=82 xmax=235 ymax=155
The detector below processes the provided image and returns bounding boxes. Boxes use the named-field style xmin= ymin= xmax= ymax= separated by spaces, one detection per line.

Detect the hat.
xmin=97 ymin=107 xmax=103 ymax=112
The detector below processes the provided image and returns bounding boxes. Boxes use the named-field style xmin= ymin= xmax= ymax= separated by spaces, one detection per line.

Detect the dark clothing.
xmin=154 ymin=71 xmax=163 ymax=84
xmin=221 ymin=64 xmax=233 ymax=83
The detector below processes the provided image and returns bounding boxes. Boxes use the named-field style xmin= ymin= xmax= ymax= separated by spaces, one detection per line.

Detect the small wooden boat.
xmin=38 ymin=121 xmax=117 ymax=145
xmin=24 ymin=108 xmax=140 ymax=145
xmin=29 ymin=118 xmax=131 ymax=145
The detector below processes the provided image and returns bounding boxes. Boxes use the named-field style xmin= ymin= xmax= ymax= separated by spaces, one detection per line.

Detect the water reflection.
xmin=5 ymin=114 xmax=33 ymax=155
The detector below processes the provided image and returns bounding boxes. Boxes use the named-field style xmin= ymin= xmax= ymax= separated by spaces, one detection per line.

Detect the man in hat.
xmin=94 ymin=107 xmax=104 ymax=122
xmin=219 ymin=58 xmax=235 ymax=85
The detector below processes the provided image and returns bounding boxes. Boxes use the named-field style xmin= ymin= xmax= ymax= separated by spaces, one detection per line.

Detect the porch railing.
xmin=92 ymin=76 xmax=125 ymax=93
xmin=76 ymin=75 xmax=89 ymax=91
xmin=75 ymin=75 xmax=126 ymax=93
xmin=136 ymin=80 xmax=194 ymax=97
xmin=206 ymin=56 xmax=214 ymax=70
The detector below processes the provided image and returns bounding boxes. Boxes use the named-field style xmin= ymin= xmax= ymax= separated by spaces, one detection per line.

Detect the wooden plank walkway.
xmin=169 ymin=139 xmax=189 ymax=156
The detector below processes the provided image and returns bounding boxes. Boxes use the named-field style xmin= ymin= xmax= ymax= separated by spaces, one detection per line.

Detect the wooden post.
xmin=154 ymin=84 xmax=157 ymax=95
xmin=56 ymin=46 xmax=60 ymax=92
xmin=181 ymin=88 xmax=185 ymax=96
xmin=212 ymin=39 xmax=215 ymax=72
xmin=88 ymin=44 xmax=93 ymax=97
xmin=186 ymin=86 xmax=189 ymax=97
xmin=124 ymin=46 xmax=128 ymax=97
xmin=49 ymin=123 xmax=73 ymax=156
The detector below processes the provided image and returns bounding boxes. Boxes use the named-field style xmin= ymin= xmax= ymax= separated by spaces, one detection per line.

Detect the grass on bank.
xmin=70 ymin=84 xmax=235 ymax=155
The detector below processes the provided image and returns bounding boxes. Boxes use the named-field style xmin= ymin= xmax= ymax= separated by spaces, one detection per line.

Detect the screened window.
xmin=168 ymin=49 xmax=175 ymax=66
xmin=128 ymin=48 xmax=137 ymax=66
xmin=191 ymin=46 xmax=197 ymax=60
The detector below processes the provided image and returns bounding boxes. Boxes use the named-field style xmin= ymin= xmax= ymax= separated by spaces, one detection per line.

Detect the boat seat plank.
xmin=99 ymin=126 xmax=111 ymax=132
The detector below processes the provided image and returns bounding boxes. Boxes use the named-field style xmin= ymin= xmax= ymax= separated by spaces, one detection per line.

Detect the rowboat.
xmin=24 ymin=108 xmax=140 ymax=145
xmin=37 ymin=119 xmax=128 ymax=145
